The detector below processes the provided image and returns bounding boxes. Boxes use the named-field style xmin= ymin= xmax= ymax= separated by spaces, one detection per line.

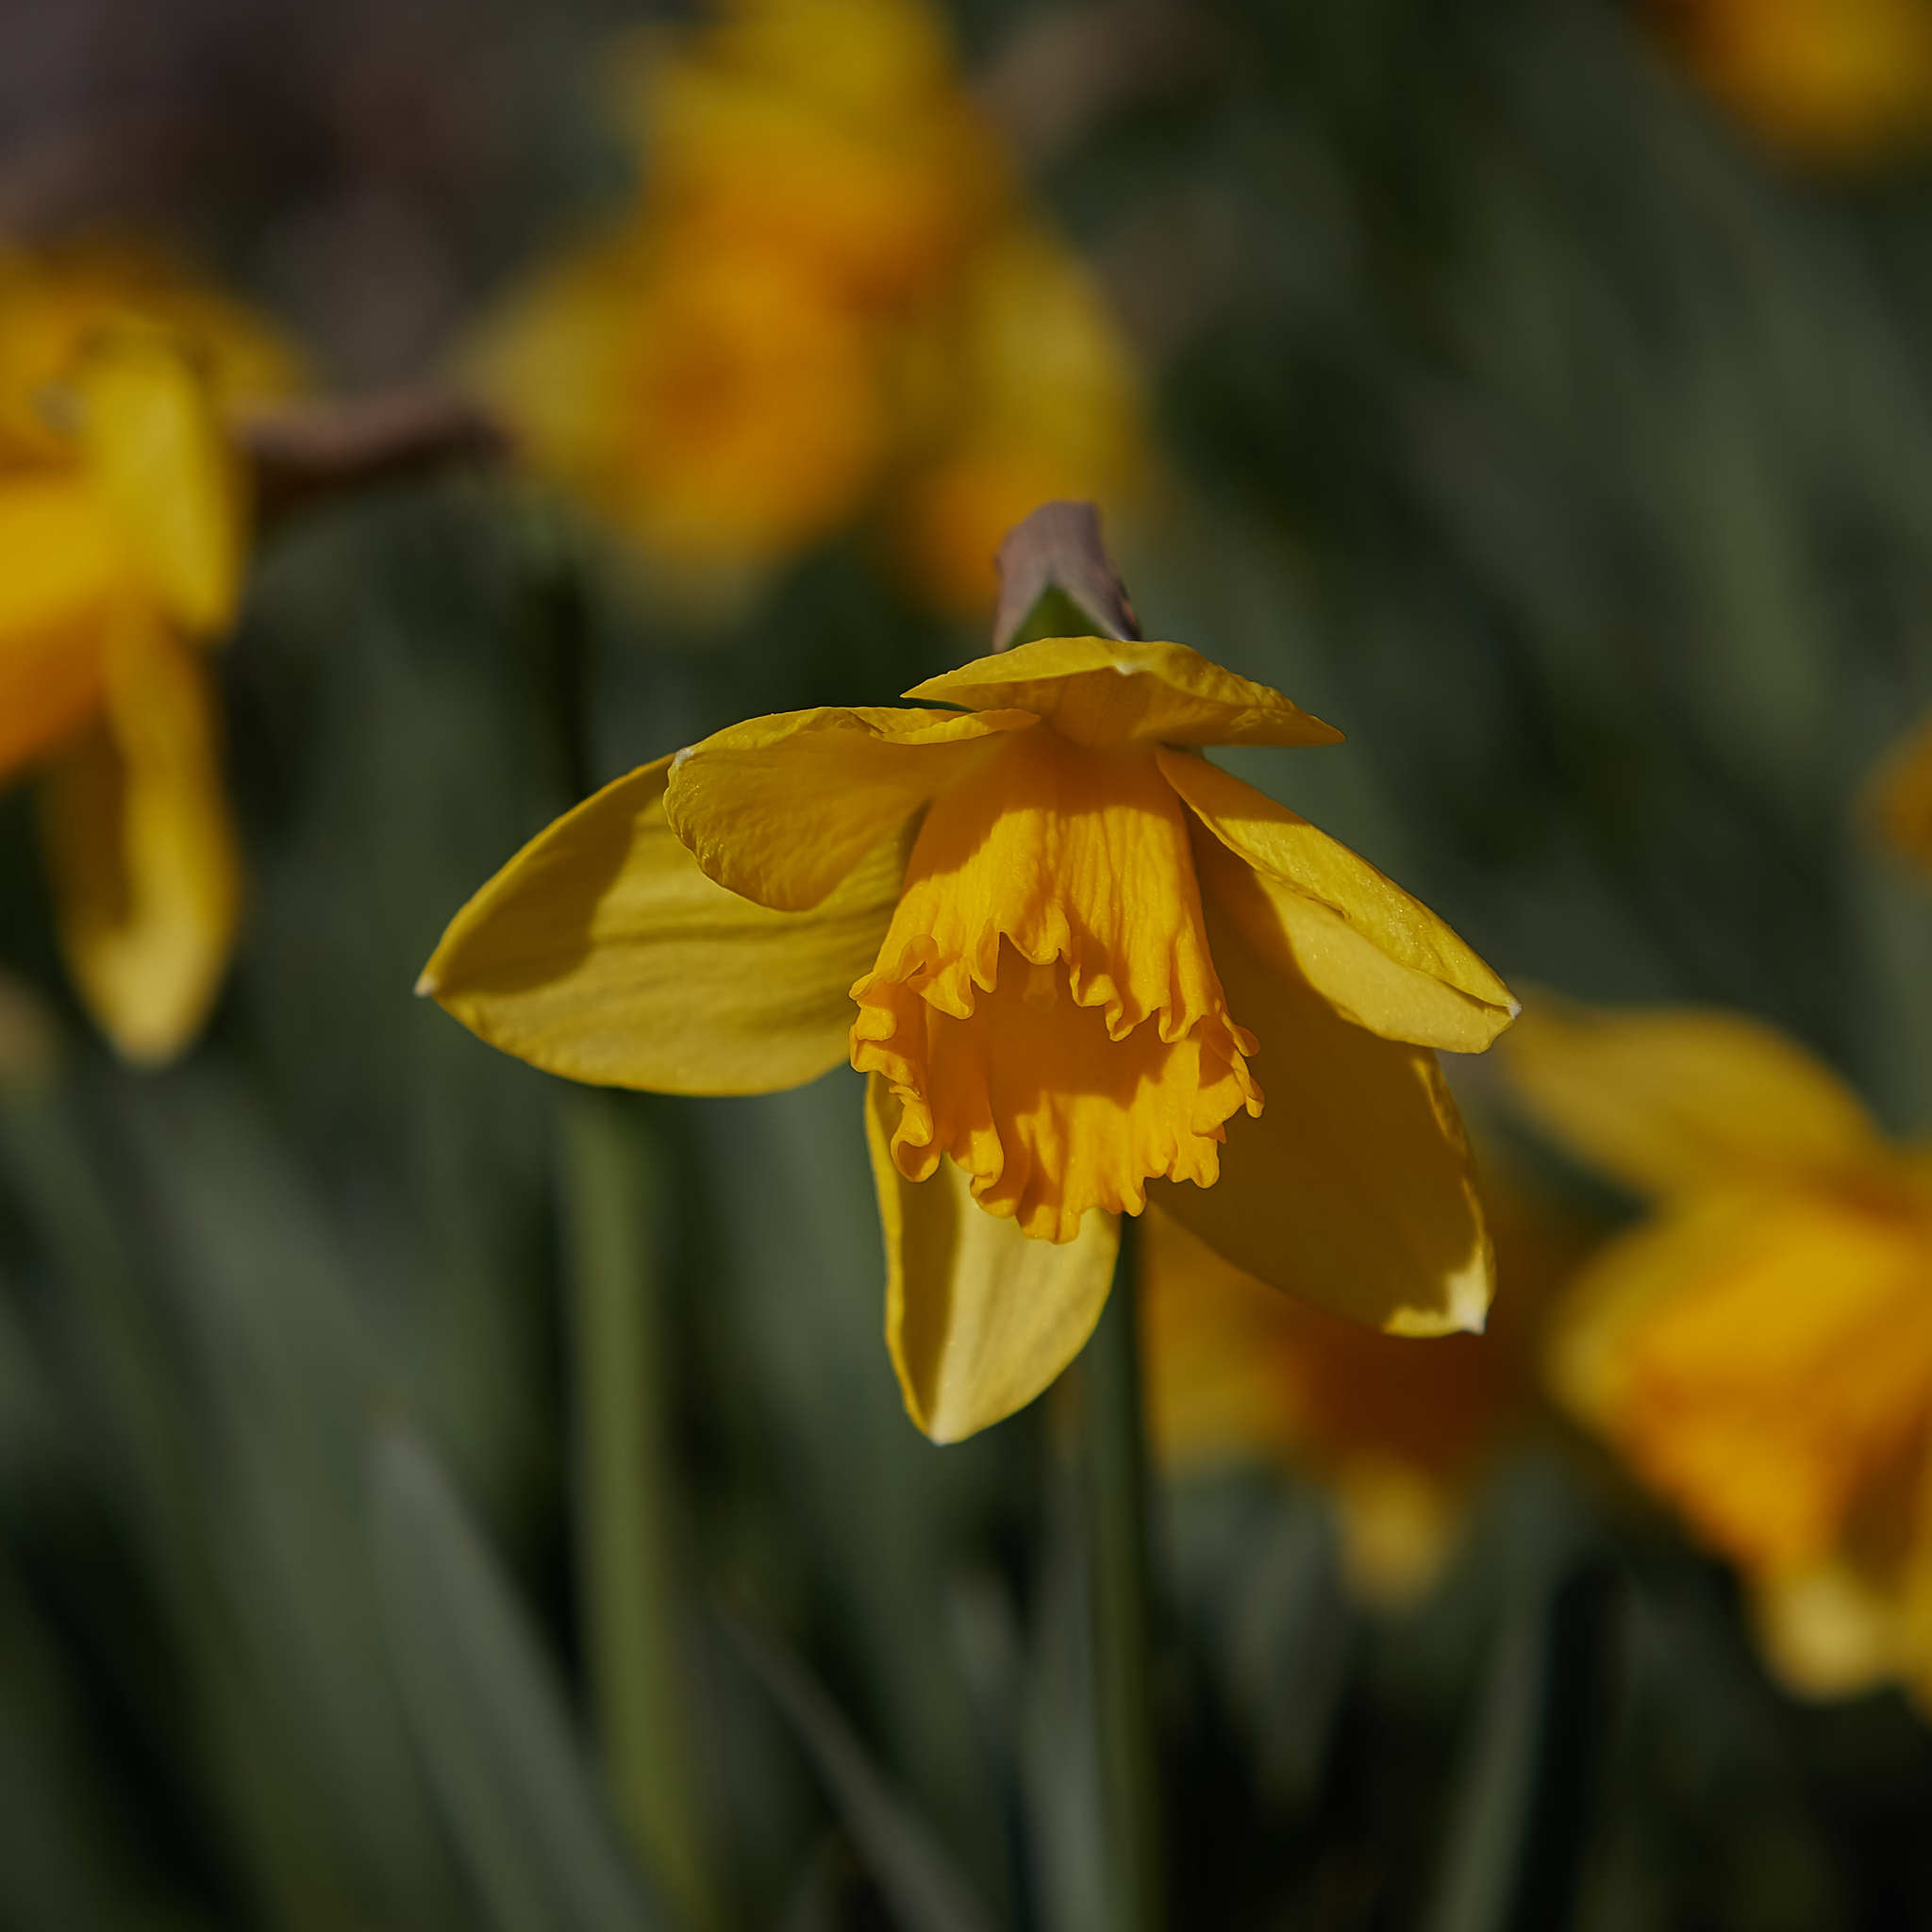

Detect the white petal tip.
xmin=413 ymin=970 xmax=440 ymax=999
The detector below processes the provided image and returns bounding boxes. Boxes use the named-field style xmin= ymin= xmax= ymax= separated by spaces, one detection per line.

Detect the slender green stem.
xmin=561 ymin=1093 xmax=716 ymax=1927
xmin=1081 ymin=1218 xmax=1163 ymax=1932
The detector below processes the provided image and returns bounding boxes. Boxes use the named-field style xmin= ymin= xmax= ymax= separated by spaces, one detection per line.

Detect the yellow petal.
xmin=1161 ymin=748 xmax=1516 ymax=1054
xmin=664 ymin=704 xmax=1035 ymax=911
xmin=0 ymin=475 xmax=122 ymax=782
xmin=864 ymin=1072 xmax=1119 ymax=1441
xmin=73 ymin=325 xmax=248 ymax=638
xmin=1504 ymin=998 xmax=1883 ymax=1199
xmin=1752 ymin=1564 xmax=1904 ymax=1701
xmin=40 ymin=608 xmax=241 ymax=1064
xmin=1334 ymin=1461 xmax=1459 ymax=1607
xmin=1548 ymin=1187 xmax=1932 ymax=1573
xmin=1148 ymin=895 xmax=1492 ymax=1337
xmin=905 ymin=636 xmax=1343 ymax=749
xmin=421 ymin=757 xmax=906 ymax=1094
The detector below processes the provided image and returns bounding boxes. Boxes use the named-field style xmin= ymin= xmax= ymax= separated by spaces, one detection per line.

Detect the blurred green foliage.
xmin=8 ymin=1 xmax=1932 ymax=1928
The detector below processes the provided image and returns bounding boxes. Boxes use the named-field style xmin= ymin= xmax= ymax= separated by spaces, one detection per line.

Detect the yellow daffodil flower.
xmin=1660 ymin=0 xmax=1932 ymax=162
xmin=1508 ymin=998 xmax=1932 ymax=1701
xmin=475 ymin=0 xmax=1147 ymax=611
xmin=420 ymin=634 xmax=1518 ymax=1441
xmin=0 ymin=246 xmax=294 ymax=1062
xmin=1141 ymin=1173 xmax=1574 ymax=1603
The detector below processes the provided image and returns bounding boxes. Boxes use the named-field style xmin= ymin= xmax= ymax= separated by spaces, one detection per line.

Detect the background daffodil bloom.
xmin=1141 ymin=1174 xmax=1574 ymax=1604
xmin=0 ymin=246 xmax=294 ymax=1062
xmin=473 ymin=0 xmax=1146 ymax=613
xmin=1508 ymin=998 xmax=1932 ymax=1701
xmin=1657 ymin=0 xmax=1932 ymax=162
xmin=421 ymin=633 xmax=1518 ymax=1441
xmin=1866 ymin=706 xmax=1932 ymax=871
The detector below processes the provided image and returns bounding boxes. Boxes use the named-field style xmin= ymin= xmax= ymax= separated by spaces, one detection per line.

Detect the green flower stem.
xmin=560 ymin=1092 xmax=716 ymax=1928
xmin=1081 ymin=1218 xmax=1164 ymax=1932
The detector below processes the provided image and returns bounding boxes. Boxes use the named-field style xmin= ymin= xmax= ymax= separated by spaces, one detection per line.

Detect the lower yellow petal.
xmin=664 ymin=704 xmax=1036 ymax=911
xmin=41 ymin=608 xmax=240 ymax=1064
xmin=1752 ymin=1563 xmax=1905 ymax=1701
xmin=1549 ymin=1188 xmax=1932 ymax=1572
xmin=1148 ymin=896 xmax=1492 ymax=1336
xmin=1158 ymin=747 xmax=1516 ymax=1052
xmin=421 ymin=757 xmax=906 ymax=1094
xmin=865 ymin=1072 xmax=1119 ymax=1441
xmin=1505 ymin=998 xmax=1883 ymax=1200
xmin=0 ymin=475 xmax=123 ymax=782
xmin=75 ymin=325 xmax=248 ymax=638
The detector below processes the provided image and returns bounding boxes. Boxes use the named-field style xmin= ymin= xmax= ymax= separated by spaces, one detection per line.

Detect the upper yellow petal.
xmin=663 ymin=704 xmax=1035 ymax=911
xmin=1548 ymin=1186 xmax=1932 ymax=1573
xmin=905 ymin=636 xmax=1343 ymax=749
xmin=73 ymin=325 xmax=248 ymax=639
xmin=865 ymin=1072 xmax=1119 ymax=1441
xmin=40 ymin=606 xmax=240 ymax=1064
xmin=1504 ymin=998 xmax=1884 ymax=1200
xmin=0 ymin=474 xmax=122 ymax=783
xmin=0 ymin=240 xmax=300 ymax=466
xmin=422 ymin=755 xmax=908 ymax=1094
xmin=1149 ymin=893 xmax=1492 ymax=1337
xmin=1160 ymin=748 xmax=1517 ymax=1054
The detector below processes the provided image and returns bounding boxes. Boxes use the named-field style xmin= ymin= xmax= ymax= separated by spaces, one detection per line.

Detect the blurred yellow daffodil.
xmin=1141 ymin=1173 xmax=1574 ymax=1604
xmin=889 ymin=227 xmax=1147 ymax=616
xmin=476 ymin=233 xmax=891 ymax=580
xmin=0 ymin=245 xmax=294 ymax=1062
xmin=1865 ymin=707 xmax=1932 ymax=871
xmin=628 ymin=0 xmax=1006 ymax=310
xmin=1508 ymin=998 xmax=1932 ymax=1702
xmin=420 ymin=634 xmax=1517 ymax=1441
xmin=475 ymin=0 xmax=1146 ymax=611
xmin=1659 ymin=0 xmax=1932 ymax=162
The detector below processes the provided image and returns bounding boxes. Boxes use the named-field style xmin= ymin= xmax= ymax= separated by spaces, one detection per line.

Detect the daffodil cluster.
xmin=1510 ymin=1000 xmax=1932 ymax=1704
xmin=473 ymin=0 xmax=1145 ymax=612
xmin=423 ymin=633 xmax=1517 ymax=1441
xmin=0 ymin=243 xmax=295 ymax=1062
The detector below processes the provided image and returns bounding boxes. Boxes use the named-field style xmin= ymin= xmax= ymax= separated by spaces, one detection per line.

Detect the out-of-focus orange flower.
xmin=1507 ymin=997 xmax=1932 ymax=1703
xmin=477 ymin=0 xmax=1148 ymax=612
xmin=0 ymin=244 xmax=296 ymax=1062
xmin=1657 ymin=0 xmax=1932 ymax=163
xmin=1141 ymin=1173 xmax=1576 ymax=1603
